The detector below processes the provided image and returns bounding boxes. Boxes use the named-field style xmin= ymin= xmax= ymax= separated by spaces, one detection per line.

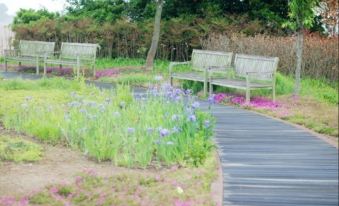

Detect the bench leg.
xmin=4 ymin=59 xmax=7 ymax=72
xmin=272 ymin=86 xmax=276 ymax=102
xmin=43 ymin=62 xmax=47 ymax=77
xmin=93 ymin=65 xmax=96 ymax=78
xmin=203 ymin=81 xmax=207 ymax=97
xmin=209 ymin=82 xmax=213 ymax=96
xmin=246 ymin=88 xmax=250 ymax=104
xmin=36 ymin=57 xmax=39 ymax=75
xmin=170 ymin=76 xmax=173 ymax=86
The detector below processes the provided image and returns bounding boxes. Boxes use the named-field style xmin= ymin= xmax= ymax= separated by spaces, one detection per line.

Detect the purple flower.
xmin=204 ymin=120 xmax=210 ymax=128
xmin=171 ymin=114 xmax=179 ymax=121
xmin=208 ymin=94 xmax=216 ymax=104
xmin=172 ymin=126 xmax=180 ymax=133
xmin=79 ymin=108 xmax=87 ymax=113
xmin=147 ymin=127 xmax=154 ymax=134
xmin=185 ymin=89 xmax=192 ymax=95
xmin=159 ymin=128 xmax=170 ymax=137
xmin=191 ymin=101 xmax=200 ymax=109
xmin=127 ymin=127 xmax=135 ymax=134
xmin=188 ymin=114 xmax=196 ymax=122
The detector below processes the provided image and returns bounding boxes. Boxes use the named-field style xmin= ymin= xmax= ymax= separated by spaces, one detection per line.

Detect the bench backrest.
xmin=234 ymin=54 xmax=279 ymax=81
xmin=60 ymin=42 xmax=99 ymax=61
xmin=19 ymin=40 xmax=55 ymax=57
xmin=191 ymin=49 xmax=233 ymax=71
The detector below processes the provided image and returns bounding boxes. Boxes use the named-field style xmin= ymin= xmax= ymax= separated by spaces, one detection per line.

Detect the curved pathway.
xmin=1 ymin=71 xmax=338 ymax=206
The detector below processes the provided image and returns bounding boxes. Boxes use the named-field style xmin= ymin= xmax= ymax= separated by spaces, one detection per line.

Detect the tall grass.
xmin=0 ymin=78 xmax=214 ymax=167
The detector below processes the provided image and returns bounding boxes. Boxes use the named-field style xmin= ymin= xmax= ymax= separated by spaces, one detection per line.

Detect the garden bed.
xmin=0 ymin=78 xmax=221 ymax=205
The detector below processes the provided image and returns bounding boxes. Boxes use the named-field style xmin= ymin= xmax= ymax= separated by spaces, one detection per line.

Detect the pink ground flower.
xmin=174 ymin=199 xmax=193 ymax=206
xmin=213 ymin=93 xmax=280 ymax=110
xmin=0 ymin=196 xmax=16 ymax=206
xmin=95 ymin=69 xmax=119 ymax=79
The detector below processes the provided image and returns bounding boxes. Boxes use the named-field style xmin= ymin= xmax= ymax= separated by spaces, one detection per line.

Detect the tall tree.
xmin=284 ymin=0 xmax=319 ymax=95
xmin=145 ymin=0 xmax=164 ymax=70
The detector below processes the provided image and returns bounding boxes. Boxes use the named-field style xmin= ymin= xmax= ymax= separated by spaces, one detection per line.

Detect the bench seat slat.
xmin=5 ymin=56 xmax=37 ymax=62
xmin=170 ymin=50 xmax=233 ymax=96
xmin=171 ymin=72 xmax=205 ymax=82
xmin=210 ymin=79 xmax=272 ymax=90
xmin=45 ymin=59 xmax=78 ymax=66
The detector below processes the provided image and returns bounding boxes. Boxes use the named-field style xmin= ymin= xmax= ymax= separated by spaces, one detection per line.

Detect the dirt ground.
xmin=0 ymin=126 xmax=138 ymax=196
xmin=0 ymin=126 xmax=223 ymax=206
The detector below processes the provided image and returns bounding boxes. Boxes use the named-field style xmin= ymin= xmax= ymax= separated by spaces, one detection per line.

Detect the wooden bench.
xmin=169 ymin=49 xmax=233 ymax=96
xmin=43 ymin=42 xmax=99 ymax=77
xmin=4 ymin=40 xmax=55 ymax=74
xmin=209 ymin=54 xmax=279 ymax=103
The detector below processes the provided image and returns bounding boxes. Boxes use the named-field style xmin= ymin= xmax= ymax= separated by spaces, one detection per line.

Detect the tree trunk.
xmin=145 ymin=0 xmax=164 ymax=70
xmin=294 ymin=29 xmax=304 ymax=95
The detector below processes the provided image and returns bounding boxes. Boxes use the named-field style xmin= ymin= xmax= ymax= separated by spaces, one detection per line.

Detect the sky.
xmin=0 ymin=0 xmax=67 ymax=25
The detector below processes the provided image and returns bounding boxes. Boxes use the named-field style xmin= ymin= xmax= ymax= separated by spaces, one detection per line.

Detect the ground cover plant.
xmin=0 ymin=136 xmax=43 ymax=162
xmin=0 ymin=78 xmax=214 ymax=168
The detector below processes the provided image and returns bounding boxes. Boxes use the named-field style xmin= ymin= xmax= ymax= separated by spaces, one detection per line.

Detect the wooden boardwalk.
xmin=199 ymin=101 xmax=338 ymax=206
xmin=1 ymin=71 xmax=338 ymax=206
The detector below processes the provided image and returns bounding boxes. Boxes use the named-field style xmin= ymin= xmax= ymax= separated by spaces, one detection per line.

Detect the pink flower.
xmin=49 ymin=186 xmax=59 ymax=194
xmin=174 ymin=199 xmax=193 ymax=206
xmin=0 ymin=196 xmax=16 ymax=206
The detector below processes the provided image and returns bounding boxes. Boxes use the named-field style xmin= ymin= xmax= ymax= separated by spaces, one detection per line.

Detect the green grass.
xmin=99 ymin=73 xmax=158 ymax=85
xmin=0 ymin=136 xmax=43 ymax=162
xmin=0 ymin=78 xmax=214 ymax=167
xmin=213 ymin=72 xmax=338 ymax=105
xmin=95 ymin=58 xmax=170 ymax=74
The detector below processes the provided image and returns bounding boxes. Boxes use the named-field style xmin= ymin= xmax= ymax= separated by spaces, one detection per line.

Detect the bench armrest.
xmin=169 ymin=61 xmax=190 ymax=74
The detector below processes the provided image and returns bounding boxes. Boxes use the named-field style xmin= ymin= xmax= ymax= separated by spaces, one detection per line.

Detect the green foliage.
xmin=284 ymin=0 xmax=319 ymax=30
xmin=13 ymin=8 xmax=59 ymax=25
xmin=0 ymin=78 xmax=214 ymax=168
xmin=66 ymin=0 xmax=127 ymax=23
xmin=0 ymin=136 xmax=43 ymax=162
xmin=100 ymin=73 xmax=157 ymax=85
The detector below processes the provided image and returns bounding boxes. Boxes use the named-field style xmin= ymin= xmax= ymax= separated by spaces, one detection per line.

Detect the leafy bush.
xmin=0 ymin=136 xmax=43 ymax=162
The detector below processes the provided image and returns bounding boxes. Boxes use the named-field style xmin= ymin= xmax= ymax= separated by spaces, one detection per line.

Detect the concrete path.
xmin=1 ymin=71 xmax=338 ymax=206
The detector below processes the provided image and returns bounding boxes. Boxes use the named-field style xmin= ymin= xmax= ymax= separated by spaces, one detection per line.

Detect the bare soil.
xmin=0 ymin=126 xmax=223 ymax=206
xmin=0 ymin=126 xmax=132 ymax=196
